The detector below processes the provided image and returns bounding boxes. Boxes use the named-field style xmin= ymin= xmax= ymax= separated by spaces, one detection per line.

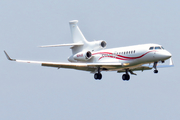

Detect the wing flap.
xmin=117 ymin=66 xmax=152 ymax=73
xmin=42 ymin=62 xmax=122 ymax=69
xmin=41 ymin=62 xmax=122 ymax=72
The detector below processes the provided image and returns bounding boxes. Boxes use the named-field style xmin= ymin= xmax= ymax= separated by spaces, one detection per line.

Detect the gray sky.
xmin=0 ymin=0 xmax=179 ymax=120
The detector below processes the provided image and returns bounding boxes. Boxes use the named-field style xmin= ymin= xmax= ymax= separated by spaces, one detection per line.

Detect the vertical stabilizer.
xmin=69 ymin=20 xmax=88 ymax=43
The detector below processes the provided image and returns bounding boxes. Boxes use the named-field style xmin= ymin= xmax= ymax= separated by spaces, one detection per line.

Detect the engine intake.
xmin=100 ymin=41 xmax=106 ymax=48
xmin=73 ymin=51 xmax=92 ymax=61
xmin=86 ymin=51 xmax=92 ymax=58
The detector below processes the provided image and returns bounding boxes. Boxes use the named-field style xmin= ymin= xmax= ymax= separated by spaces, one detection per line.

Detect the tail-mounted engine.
xmin=73 ymin=51 xmax=92 ymax=61
xmin=100 ymin=40 xmax=107 ymax=48
xmin=88 ymin=40 xmax=106 ymax=50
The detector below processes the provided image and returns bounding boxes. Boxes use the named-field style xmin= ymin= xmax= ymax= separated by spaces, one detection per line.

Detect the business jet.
xmin=4 ymin=20 xmax=173 ymax=81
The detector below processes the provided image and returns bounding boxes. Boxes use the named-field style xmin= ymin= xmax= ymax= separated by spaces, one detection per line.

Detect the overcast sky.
xmin=0 ymin=0 xmax=180 ymax=120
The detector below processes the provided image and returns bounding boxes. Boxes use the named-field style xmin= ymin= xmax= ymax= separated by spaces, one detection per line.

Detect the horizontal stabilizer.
xmin=142 ymin=58 xmax=174 ymax=68
xmin=157 ymin=58 xmax=174 ymax=68
xmin=39 ymin=43 xmax=84 ymax=48
xmin=169 ymin=58 xmax=173 ymax=66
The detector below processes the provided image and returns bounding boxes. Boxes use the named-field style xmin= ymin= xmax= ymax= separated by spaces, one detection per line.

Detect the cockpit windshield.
xmin=155 ymin=46 xmax=161 ymax=49
xmin=149 ymin=46 xmax=164 ymax=50
xmin=149 ymin=46 xmax=155 ymax=50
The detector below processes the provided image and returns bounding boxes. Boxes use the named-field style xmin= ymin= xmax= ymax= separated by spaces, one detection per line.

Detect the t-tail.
xmin=40 ymin=20 xmax=107 ymax=62
xmin=69 ymin=20 xmax=88 ymax=44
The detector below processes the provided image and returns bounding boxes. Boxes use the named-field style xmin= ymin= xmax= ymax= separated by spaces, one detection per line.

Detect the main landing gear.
xmin=94 ymin=73 xmax=102 ymax=80
xmin=122 ymin=74 xmax=130 ymax=81
xmin=122 ymin=69 xmax=130 ymax=81
xmin=153 ymin=62 xmax=158 ymax=74
xmin=94 ymin=67 xmax=102 ymax=80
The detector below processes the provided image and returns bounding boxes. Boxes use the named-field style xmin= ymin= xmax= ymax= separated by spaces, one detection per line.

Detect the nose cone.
xmin=155 ymin=50 xmax=172 ymax=61
xmin=158 ymin=50 xmax=172 ymax=60
xmin=164 ymin=51 xmax=172 ymax=59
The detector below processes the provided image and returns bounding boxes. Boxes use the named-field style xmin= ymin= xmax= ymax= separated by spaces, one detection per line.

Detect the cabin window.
xmin=116 ymin=50 xmax=136 ymax=55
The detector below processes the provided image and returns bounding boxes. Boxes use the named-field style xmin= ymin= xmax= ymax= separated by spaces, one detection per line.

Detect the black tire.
xmin=98 ymin=73 xmax=102 ymax=80
xmin=122 ymin=74 xmax=130 ymax=81
xmin=94 ymin=73 xmax=102 ymax=80
xmin=154 ymin=70 xmax=158 ymax=73
xmin=94 ymin=73 xmax=98 ymax=80
xmin=122 ymin=74 xmax=126 ymax=80
xmin=126 ymin=74 xmax=130 ymax=81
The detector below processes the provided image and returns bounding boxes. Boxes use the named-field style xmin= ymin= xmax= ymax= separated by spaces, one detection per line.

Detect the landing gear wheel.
xmin=94 ymin=73 xmax=102 ymax=80
xmin=122 ymin=74 xmax=130 ymax=81
xmin=98 ymin=73 xmax=102 ymax=80
xmin=126 ymin=74 xmax=130 ymax=80
xmin=94 ymin=73 xmax=98 ymax=79
xmin=154 ymin=70 xmax=158 ymax=73
xmin=122 ymin=74 xmax=126 ymax=80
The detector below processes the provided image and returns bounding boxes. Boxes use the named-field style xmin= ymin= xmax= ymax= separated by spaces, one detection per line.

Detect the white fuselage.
xmin=77 ymin=43 xmax=172 ymax=71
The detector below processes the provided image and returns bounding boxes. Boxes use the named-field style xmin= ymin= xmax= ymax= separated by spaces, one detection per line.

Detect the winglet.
xmin=4 ymin=51 xmax=16 ymax=61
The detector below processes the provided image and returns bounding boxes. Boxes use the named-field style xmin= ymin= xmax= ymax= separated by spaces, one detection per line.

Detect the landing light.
xmin=123 ymin=63 xmax=130 ymax=66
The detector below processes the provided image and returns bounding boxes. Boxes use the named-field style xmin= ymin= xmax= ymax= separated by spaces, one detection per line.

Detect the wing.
xmin=5 ymin=51 xmax=173 ymax=74
xmin=4 ymin=51 xmax=122 ymax=72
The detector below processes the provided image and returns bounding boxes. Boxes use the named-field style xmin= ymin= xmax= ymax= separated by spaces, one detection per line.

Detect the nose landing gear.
xmin=153 ymin=62 xmax=158 ymax=74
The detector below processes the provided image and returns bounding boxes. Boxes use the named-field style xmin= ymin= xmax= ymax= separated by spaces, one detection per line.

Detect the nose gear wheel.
xmin=153 ymin=62 xmax=158 ymax=74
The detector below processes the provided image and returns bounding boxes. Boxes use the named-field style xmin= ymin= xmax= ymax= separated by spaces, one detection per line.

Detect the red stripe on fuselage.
xmin=92 ymin=51 xmax=155 ymax=61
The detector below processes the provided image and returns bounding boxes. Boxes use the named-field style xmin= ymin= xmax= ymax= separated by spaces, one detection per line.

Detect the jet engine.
xmin=85 ymin=40 xmax=107 ymax=51
xmin=73 ymin=51 xmax=92 ymax=61
xmin=100 ymin=40 xmax=107 ymax=48
xmin=90 ymin=40 xmax=106 ymax=49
